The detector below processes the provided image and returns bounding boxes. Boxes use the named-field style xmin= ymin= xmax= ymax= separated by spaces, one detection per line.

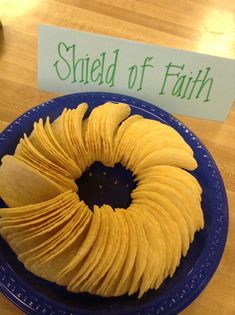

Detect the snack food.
xmin=0 ymin=101 xmax=204 ymax=298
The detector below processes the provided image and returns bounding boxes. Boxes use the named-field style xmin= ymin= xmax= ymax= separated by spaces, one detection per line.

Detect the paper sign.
xmin=38 ymin=24 xmax=235 ymax=121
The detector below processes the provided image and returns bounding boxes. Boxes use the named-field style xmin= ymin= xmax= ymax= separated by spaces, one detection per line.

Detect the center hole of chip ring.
xmin=76 ymin=162 xmax=137 ymax=210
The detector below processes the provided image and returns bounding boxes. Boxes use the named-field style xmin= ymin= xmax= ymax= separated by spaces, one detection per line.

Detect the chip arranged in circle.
xmin=0 ymin=101 xmax=204 ymax=299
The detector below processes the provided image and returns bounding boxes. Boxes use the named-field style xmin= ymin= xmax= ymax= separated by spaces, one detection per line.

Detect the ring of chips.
xmin=0 ymin=102 xmax=204 ymax=298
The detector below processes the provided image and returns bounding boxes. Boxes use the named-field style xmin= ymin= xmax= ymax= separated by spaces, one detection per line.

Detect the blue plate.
xmin=0 ymin=92 xmax=228 ymax=315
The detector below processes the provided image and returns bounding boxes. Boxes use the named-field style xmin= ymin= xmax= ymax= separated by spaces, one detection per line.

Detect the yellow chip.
xmin=127 ymin=137 xmax=193 ymax=171
xmin=23 ymin=202 xmax=92 ymax=283
xmin=136 ymin=165 xmax=202 ymax=195
xmin=4 ymin=197 xmax=79 ymax=254
xmin=127 ymin=204 xmax=166 ymax=297
xmin=133 ymin=148 xmax=197 ymax=174
xmin=113 ymin=209 xmax=137 ymax=296
xmin=0 ymin=190 xmax=75 ymax=218
xmin=68 ymin=204 xmax=110 ymax=292
xmin=83 ymin=206 xmax=120 ymax=293
xmin=136 ymin=165 xmax=203 ymax=229
xmin=15 ymin=134 xmax=72 ymax=178
xmin=132 ymin=189 xmax=190 ymax=256
xmin=30 ymin=118 xmax=81 ymax=178
xmin=70 ymin=103 xmax=89 ymax=171
xmin=114 ymin=115 xmax=143 ymax=163
xmin=96 ymin=210 xmax=128 ymax=297
xmin=50 ymin=109 xmax=72 ymax=158
xmin=132 ymin=198 xmax=181 ymax=277
xmin=127 ymin=211 xmax=148 ymax=296
xmin=56 ymin=204 xmax=101 ymax=286
xmin=14 ymin=143 xmax=77 ymax=192
xmin=142 ymin=175 xmax=203 ymax=232
xmin=0 ymin=155 xmax=64 ymax=207
xmin=134 ymin=181 xmax=195 ymax=241
xmin=16 ymin=205 xmax=78 ymax=255
xmin=116 ymin=118 xmax=194 ymax=170
xmin=85 ymin=102 xmax=131 ymax=166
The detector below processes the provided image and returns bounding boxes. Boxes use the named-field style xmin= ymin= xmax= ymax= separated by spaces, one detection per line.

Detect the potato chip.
xmin=96 ymin=210 xmax=128 ymax=297
xmin=127 ymin=210 xmax=148 ymax=296
xmin=50 ymin=104 xmax=89 ymax=171
xmin=30 ymin=118 xmax=81 ymax=178
xmin=14 ymin=141 xmax=77 ymax=192
xmin=12 ymin=207 xmax=77 ymax=255
xmin=23 ymin=201 xmax=91 ymax=265
xmin=56 ymin=204 xmax=101 ymax=286
xmin=131 ymin=198 xmax=181 ymax=277
xmin=136 ymin=165 xmax=203 ymax=229
xmin=126 ymin=137 xmax=193 ymax=171
xmin=132 ymin=189 xmax=190 ymax=256
xmin=113 ymin=209 xmax=137 ymax=296
xmin=15 ymin=134 xmax=71 ymax=178
xmin=116 ymin=118 xmax=194 ymax=169
xmin=68 ymin=204 xmax=110 ymax=292
xmin=0 ymin=155 xmax=64 ymax=207
xmin=0 ymin=190 xmax=75 ymax=218
xmin=141 ymin=175 xmax=203 ymax=231
xmin=85 ymin=102 xmax=131 ymax=166
xmin=49 ymin=108 xmax=71 ymax=156
xmin=23 ymin=202 xmax=92 ymax=282
xmin=128 ymin=204 xmax=166 ymax=293
xmin=2 ymin=196 xmax=79 ymax=253
xmin=114 ymin=115 xmax=143 ymax=162
xmin=69 ymin=103 xmax=89 ymax=171
xmin=84 ymin=207 xmax=120 ymax=294
xmin=134 ymin=181 xmax=195 ymax=241
xmin=133 ymin=148 xmax=197 ymax=174
xmin=45 ymin=113 xmax=85 ymax=176
xmin=136 ymin=165 xmax=202 ymax=195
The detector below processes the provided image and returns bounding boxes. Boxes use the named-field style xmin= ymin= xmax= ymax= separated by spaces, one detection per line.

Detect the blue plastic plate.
xmin=0 ymin=92 xmax=228 ymax=315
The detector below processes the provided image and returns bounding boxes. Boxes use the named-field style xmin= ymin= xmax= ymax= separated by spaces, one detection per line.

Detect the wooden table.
xmin=0 ymin=1 xmax=234 ymax=314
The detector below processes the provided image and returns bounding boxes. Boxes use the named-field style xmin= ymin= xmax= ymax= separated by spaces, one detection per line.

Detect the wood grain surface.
xmin=0 ymin=1 xmax=234 ymax=314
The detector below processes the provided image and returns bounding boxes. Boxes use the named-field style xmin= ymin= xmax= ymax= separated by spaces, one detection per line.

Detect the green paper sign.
xmin=38 ymin=24 xmax=235 ymax=121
